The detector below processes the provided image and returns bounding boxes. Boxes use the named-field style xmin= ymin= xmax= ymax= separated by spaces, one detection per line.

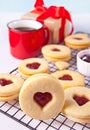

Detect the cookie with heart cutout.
xmin=0 ymin=73 xmax=24 ymax=97
xmin=19 ymin=73 xmax=65 ymax=120
xmin=62 ymin=87 xmax=90 ymax=123
xmin=51 ymin=70 xmax=85 ymax=89
xmin=18 ymin=58 xmax=49 ymax=78
xmin=41 ymin=44 xmax=71 ymax=62
xmin=64 ymin=33 xmax=90 ymax=49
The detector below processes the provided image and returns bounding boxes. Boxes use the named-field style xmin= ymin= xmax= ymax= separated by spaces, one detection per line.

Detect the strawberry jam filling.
xmin=73 ymin=95 xmax=89 ymax=106
xmin=52 ymin=48 xmax=60 ymax=51
xmin=0 ymin=78 xmax=13 ymax=86
xmin=26 ymin=62 xmax=40 ymax=69
xmin=73 ymin=38 xmax=82 ymax=40
xmin=81 ymin=54 xmax=90 ymax=63
xmin=59 ymin=74 xmax=73 ymax=80
xmin=33 ymin=92 xmax=52 ymax=107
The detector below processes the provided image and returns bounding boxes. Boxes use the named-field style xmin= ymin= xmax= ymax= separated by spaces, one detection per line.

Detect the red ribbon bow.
xmin=34 ymin=0 xmax=74 ymax=41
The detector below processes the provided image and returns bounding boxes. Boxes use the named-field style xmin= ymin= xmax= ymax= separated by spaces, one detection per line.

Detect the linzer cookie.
xmin=42 ymin=45 xmax=71 ymax=62
xmin=62 ymin=87 xmax=90 ymax=123
xmin=64 ymin=33 xmax=90 ymax=49
xmin=0 ymin=73 xmax=24 ymax=102
xmin=18 ymin=58 xmax=49 ymax=78
xmin=19 ymin=73 xmax=65 ymax=120
xmin=0 ymin=93 xmax=19 ymax=102
xmin=51 ymin=70 xmax=85 ymax=89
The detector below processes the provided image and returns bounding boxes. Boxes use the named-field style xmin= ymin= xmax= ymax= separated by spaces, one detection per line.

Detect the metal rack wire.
xmin=0 ymin=49 xmax=90 ymax=130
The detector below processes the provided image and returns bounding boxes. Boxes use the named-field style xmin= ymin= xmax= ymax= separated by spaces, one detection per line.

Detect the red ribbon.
xmin=32 ymin=0 xmax=47 ymax=14
xmin=34 ymin=0 xmax=44 ymax=7
xmin=33 ymin=0 xmax=74 ymax=42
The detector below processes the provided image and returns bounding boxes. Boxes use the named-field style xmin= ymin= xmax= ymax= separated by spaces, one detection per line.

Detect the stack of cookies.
xmin=18 ymin=58 xmax=49 ymax=78
xmin=0 ymin=73 xmax=24 ymax=102
xmin=64 ymin=33 xmax=90 ymax=49
xmin=42 ymin=44 xmax=71 ymax=62
xmin=62 ymin=87 xmax=90 ymax=123
xmin=51 ymin=70 xmax=85 ymax=89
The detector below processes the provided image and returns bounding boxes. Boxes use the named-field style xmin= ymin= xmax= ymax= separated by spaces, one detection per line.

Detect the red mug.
xmin=7 ymin=19 xmax=49 ymax=59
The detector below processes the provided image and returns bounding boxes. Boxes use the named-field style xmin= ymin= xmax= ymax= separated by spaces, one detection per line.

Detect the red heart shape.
xmin=0 ymin=79 xmax=13 ymax=86
xmin=26 ymin=62 xmax=40 ymax=69
xmin=73 ymin=95 xmax=89 ymax=106
xmin=33 ymin=92 xmax=52 ymax=107
xmin=59 ymin=74 xmax=72 ymax=80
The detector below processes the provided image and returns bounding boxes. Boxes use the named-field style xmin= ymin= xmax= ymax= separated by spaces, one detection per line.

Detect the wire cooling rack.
xmin=0 ymin=49 xmax=90 ymax=130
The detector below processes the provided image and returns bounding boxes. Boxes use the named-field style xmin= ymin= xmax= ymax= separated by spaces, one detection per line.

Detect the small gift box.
xmin=22 ymin=0 xmax=74 ymax=44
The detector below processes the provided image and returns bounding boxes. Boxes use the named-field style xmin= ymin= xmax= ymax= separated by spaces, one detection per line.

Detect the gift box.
xmin=22 ymin=0 xmax=74 ymax=44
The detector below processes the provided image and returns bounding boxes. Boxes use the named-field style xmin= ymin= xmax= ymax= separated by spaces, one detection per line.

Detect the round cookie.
xmin=55 ymin=61 xmax=69 ymax=70
xmin=51 ymin=70 xmax=85 ymax=89
xmin=0 ymin=93 xmax=19 ymax=102
xmin=0 ymin=73 xmax=24 ymax=97
xmin=18 ymin=58 xmax=49 ymax=78
xmin=62 ymin=87 xmax=90 ymax=123
xmin=42 ymin=45 xmax=71 ymax=61
xmin=19 ymin=73 xmax=65 ymax=120
xmin=44 ymin=55 xmax=71 ymax=62
xmin=64 ymin=33 xmax=90 ymax=49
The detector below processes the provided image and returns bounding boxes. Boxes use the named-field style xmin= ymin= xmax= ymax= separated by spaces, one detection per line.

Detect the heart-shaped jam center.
xmin=73 ymin=38 xmax=82 ymax=40
xmin=73 ymin=95 xmax=89 ymax=106
xmin=52 ymin=48 xmax=60 ymax=51
xmin=26 ymin=62 xmax=40 ymax=69
xmin=59 ymin=74 xmax=73 ymax=80
xmin=0 ymin=78 xmax=13 ymax=86
xmin=33 ymin=92 xmax=52 ymax=107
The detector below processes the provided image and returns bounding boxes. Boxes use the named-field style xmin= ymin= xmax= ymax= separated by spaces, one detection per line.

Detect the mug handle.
xmin=43 ymin=26 xmax=50 ymax=46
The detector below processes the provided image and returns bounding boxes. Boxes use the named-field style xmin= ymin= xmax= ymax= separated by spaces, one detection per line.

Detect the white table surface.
xmin=0 ymin=12 xmax=90 ymax=130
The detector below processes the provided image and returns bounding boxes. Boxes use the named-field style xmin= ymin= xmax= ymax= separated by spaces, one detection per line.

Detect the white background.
xmin=0 ymin=0 xmax=90 ymax=14
xmin=0 ymin=0 xmax=90 ymax=129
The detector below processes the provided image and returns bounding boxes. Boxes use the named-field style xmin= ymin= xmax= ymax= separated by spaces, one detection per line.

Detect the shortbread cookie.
xmin=64 ymin=33 xmax=90 ymax=49
xmin=55 ymin=61 xmax=69 ymax=70
xmin=18 ymin=58 xmax=49 ymax=78
xmin=0 ymin=73 xmax=24 ymax=97
xmin=19 ymin=73 xmax=64 ymax=120
xmin=0 ymin=93 xmax=19 ymax=102
xmin=62 ymin=87 xmax=90 ymax=123
xmin=51 ymin=70 xmax=85 ymax=89
xmin=42 ymin=45 xmax=71 ymax=62
xmin=44 ymin=55 xmax=71 ymax=62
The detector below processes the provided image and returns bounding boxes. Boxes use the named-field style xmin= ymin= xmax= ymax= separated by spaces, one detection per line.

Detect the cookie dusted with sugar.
xmin=42 ymin=44 xmax=71 ymax=62
xmin=19 ymin=73 xmax=65 ymax=120
xmin=18 ymin=58 xmax=49 ymax=78
xmin=62 ymin=87 xmax=90 ymax=123
xmin=51 ymin=70 xmax=85 ymax=89
xmin=0 ymin=73 xmax=24 ymax=102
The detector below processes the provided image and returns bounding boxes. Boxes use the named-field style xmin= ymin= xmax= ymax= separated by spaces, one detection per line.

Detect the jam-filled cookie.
xmin=62 ymin=87 xmax=90 ymax=123
xmin=0 ymin=73 xmax=24 ymax=97
xmin=19 ymin=73 xmax=64 ymax=120
xmin=18 ymin=58 xmax=49 ymax=78
xmin=0 ymin=73 xmax=24 ymax=101
xmin=42 ymin=45 xmax=71 ymax=62
xmin=55 ymin=61 xmax=69 ymax=70
xmin=64 ymin=33 xmax=90 ymax=49
xmin=0 ymin=93 xmax=19 ymax=102
xmin=51 ymin=70 xmax=85 ymax=89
